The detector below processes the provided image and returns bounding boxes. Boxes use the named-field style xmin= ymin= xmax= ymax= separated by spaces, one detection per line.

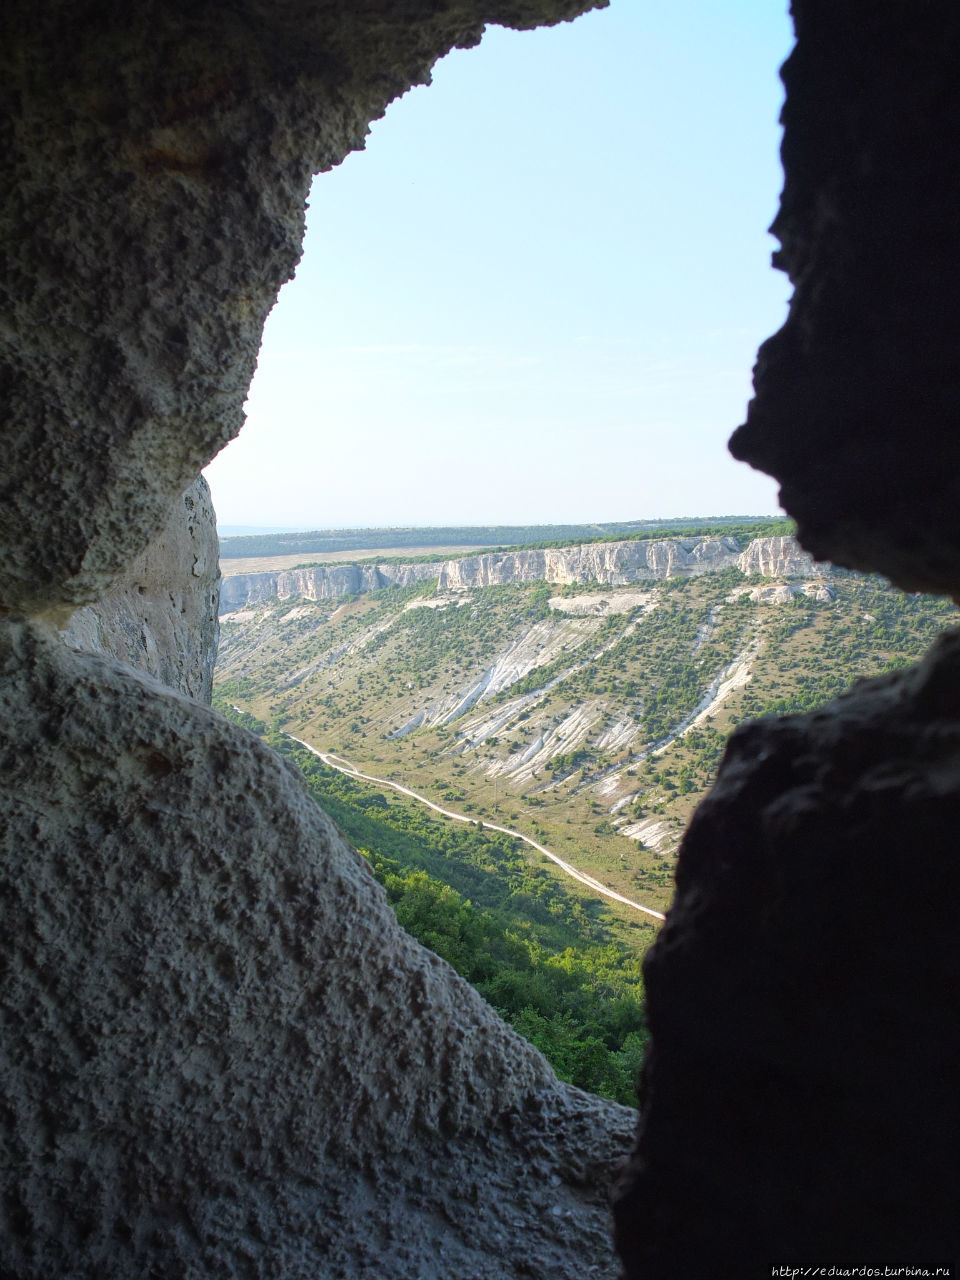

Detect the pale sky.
xmin=204 ymin=0 xmax=794 ymax=531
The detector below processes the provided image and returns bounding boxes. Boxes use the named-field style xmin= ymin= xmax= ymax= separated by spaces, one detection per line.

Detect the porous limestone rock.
xmin=0 ymin=617 xmax=632 ymax=1279
xmin=61 ymin=477 xmax=220 ymax=702
xmin=614 ymin=629 xmax=960 ymax=1274
xmin=17 ymin=0 xmax=960 ymax=1273
xmin=1 ymin=0 xmax=603 ymax=614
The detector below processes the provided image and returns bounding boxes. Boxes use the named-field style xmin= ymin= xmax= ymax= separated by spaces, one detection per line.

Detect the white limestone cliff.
xmin=221 ymin=534 xmax=829 ymax=614
xmin=736 ymin=534 xmax=823 ymax=578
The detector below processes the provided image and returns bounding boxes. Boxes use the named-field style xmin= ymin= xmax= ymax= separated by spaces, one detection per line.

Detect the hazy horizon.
xmin=217 ymin=512 xmax=782 ymax=531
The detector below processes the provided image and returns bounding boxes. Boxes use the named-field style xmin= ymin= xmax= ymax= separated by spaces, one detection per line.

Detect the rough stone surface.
xmin=0 ymin=617 xmax=632 ymax=1279
xmin=729 ymin=1 xmax=960 ymax=594
xmin=614 ymin=632 xmax=960 ymax=1275
xmin=61 ymin=477 xmax=220 ymax=702
xmin=1 ymin=0 xmax=603 ymax=613
xmin=219 ymin=534 xmax=824 ymax=612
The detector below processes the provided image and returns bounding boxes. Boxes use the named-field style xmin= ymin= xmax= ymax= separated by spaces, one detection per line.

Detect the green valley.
xmin=214 ymin=528 xmax=957 ymax=1101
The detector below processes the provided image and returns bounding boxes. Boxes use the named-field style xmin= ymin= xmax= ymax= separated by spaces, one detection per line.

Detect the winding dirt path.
xmin=288 ymin=735 xmax=667 ymax=923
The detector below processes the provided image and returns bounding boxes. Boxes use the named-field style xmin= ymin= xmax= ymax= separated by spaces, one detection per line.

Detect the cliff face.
xmin=61 ymin=478 xmax=221 ymax=703
xmin=221 ymin=534 xmax=827 ymax=612
xmin=219 ymin=560 xmax=440 ymax=611
xmin=437 ymin=535 xmax=744 ymax=588
xmin=735 ymin=534 xmax=821 ymax=578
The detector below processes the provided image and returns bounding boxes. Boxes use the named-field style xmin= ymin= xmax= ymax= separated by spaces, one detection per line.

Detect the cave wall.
xmin=614 ymin=1 xmax=960 ymax=1274
xmin=1 ymin=3 xmax=644 ymax=1278
xmin=1 ymin=0 xmax=599 ymax=616
xmin=61 ymin=476 xmax=221 ymax=702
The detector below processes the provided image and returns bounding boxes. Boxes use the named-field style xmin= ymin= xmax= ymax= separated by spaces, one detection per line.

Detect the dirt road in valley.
xmin=288 ymin=735 xmax=667 ymax=923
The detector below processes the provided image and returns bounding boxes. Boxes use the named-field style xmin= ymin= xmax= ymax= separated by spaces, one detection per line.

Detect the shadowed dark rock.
xmin=616 ymin=627 xmax=960 ymax=1269
xmin=615 ymin=632 xmax=960 ymax=1276
xmin=729 ymin=1 xmax=960 ymax=594
xmin=615 ymin=2 xmax=960 ymax=1272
